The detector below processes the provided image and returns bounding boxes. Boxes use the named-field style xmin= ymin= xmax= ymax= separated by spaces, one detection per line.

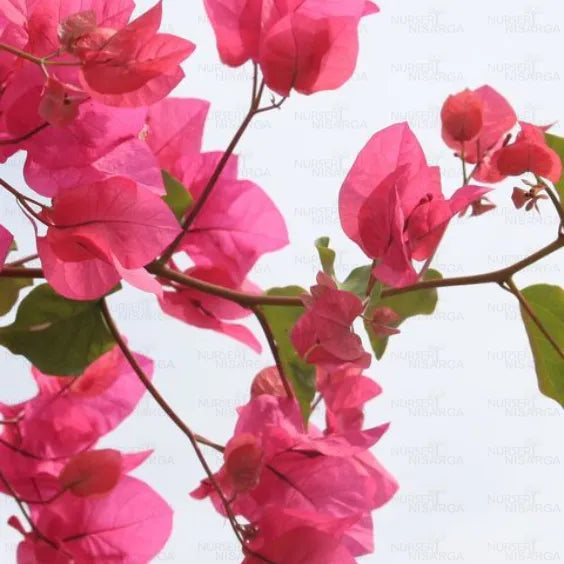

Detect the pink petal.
xmin=35 ymin=476 xmax=172 ymax=563
xmin=146 ymin=97 xmax=210 ymax=176
xmin=0 ymin=224 xmax=14 ymax=269
xmin=339 ymin=122 xmax=427 ymax=245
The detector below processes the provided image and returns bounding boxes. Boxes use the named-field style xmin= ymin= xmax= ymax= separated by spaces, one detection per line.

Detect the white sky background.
xmin=1 ymin=0 xmax=563 ymax=562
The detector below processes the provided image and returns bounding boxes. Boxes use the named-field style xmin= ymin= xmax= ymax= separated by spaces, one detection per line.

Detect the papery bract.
xmin=0 ymin=225 xmax=13 ymax=269
xmin=251 ymin=366 xmax=287 ymax=398
xmin=370 ymin=307 xmax=401 ymax=338
xmin=192 ymin=394 xmax=397 ymax=558
xmin=224 ymin=433 xmax=263 ymax=493
xmin=59 ymin=449 xmax=123 ymax=497
xmin=204 ymin=0 xmax=379 ymax=96
xmin=291 ymin=273 xmax=370 ymax=370
xmin=492 ymin=122 xmax=562 ymax=183
xmin=177 ymin=152 xmax=289 ymax=279
xmin=37 ymin=176 xmax=180 ymax=300
xmin=441 ymin=85 xmax=517 ymax=164
xmin=159 ymin=265 xmax=262 ymax=352
xmin=38 ymin=79 xmax=88 ymax=127
xmin=145 ymin=97 xmax=210 ymax=179
xmin=0 ymin=345 xmax=152 ymax=461
xmin=20 ymin=477 xmax=172 ymax=563
xmin=342 ymin=123 xmax=490 ymax=286
xmin=78 ymin=2 xmax=196 ymax=107
xmin=441 ymin=88 xmax=483 ymax=143
xmin=25 ymin=138 xmax=164 ymax=197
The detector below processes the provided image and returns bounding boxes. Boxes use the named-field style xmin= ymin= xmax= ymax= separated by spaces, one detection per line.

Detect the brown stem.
xmin=148 ymin=263 xmax=302 ymax=306
xmin=99 ymin=300 xmax=248 ymax=549
xmin=382 ymin=236 xmax=564 ymax=298
xmin=4 ymin=238 xmax=563 ymax=311
xmin=158 ymin=82 xmax=266 ymax=265
xmin=0 ymin=470 xmax=57 ymax=549
xmin=0 ymin=43 xmax=80 ymax=67
xmin=504 ymin=278 xmax=564 ymax=360
xmin=0 ymin=123 xmax=49 ymax=146
xmin=0 ymin=266 xmax=44 ymax=278
xmin=8 ymin=253 xmax=39 ymax=267
xmin=541 ymin=180 xmax=564 ymax=228
xmin=194 ymin=434 xmax=225 ymax=453
xmin=252 ymin=306 xmax=294 ymax=399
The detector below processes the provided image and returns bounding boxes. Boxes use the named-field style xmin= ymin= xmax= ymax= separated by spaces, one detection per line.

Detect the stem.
xmin=252 ymin=306 xmax=294 ymax=399
xmin=4 ymin=237 xmax=563 ymax=309
xmin=0 ymin=470 xmax=57 ymax=548
xmin=8 ymin=253 xmax=39 ymax=267
xmin=0 ymin=123 xmax=49 ymax=146
xmin=194 ymin=434 xmax=225 ymax=453
xmin=0 ymin=267 xmax=44 ymax=278
xmin=461 ymin=145 xmax=468 ymax=185
xmin=98 ymin=300 xmax=248 ymax=549
xmin=148 ymin=263 xmax=302 ymax=306
xmin=540 ymin=180 xmax=564 ymax=229
xmin=383 ymin=236 xmax=564 ymax=298
xmin=158 ymin=82 xmax=266 ymax=265
xmin=0 ymin=43 xmax=80 ymax=67
xmin=504 ymin=278 xmax=564 ymax=360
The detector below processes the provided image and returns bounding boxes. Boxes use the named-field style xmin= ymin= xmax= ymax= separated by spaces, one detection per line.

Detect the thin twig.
xmin=504 ymin=278 xmax=564 ymax=360
xmin=99 ymin=299 xmax=269 ymax=557
xmin=0 ymin=470 xmax=57 ymax=548
xmin=252 ymin=306 xmax=294 ymax=399
xmin=0 ymin=123 xmax=49 ymax=146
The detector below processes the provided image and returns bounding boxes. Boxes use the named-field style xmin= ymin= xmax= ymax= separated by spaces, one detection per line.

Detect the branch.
xmin=0 ymin=42 xmax=80 ymax=67
xmin=382 ymin=236 xmax=564 ymax=298
xmin=0 ymin=123 xmax=49 ymax=146
xmin=5 ymin=235 xmax=562 ymax=308
xmin=99 ymin=299 xmax=274 ymax=561
xmin=251 ymin=306 xmax=294 ymax=399
xmin=504 ymin=278 xmax=564 ymax=360
xmin=148 ymin=263 xmax=302 ymax=307
xmin=158 ymin=78 xmax=267 ymax=265
xmin=0 ymin=470 xmax=58 ymax=549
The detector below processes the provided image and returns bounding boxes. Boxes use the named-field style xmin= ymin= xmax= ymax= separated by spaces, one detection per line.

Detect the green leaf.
xmin=364 ymin=269 xmax=442 ymax=359
xmin=0 ymin=284 xmax=115 ymax=376
xmin=259 ymin=286 xmax=315 ymax=421
xmin=340 ymin=265 xmax=372 ymax=298
xmin=545 ymin=133 xmax=564 ymax=201
xmin=0 ymin=277 xmax=33 ymax=316
xmin=519 ymin=284 xmax=564 ymax=405
xmin=314 ymin=237 xmax=336 ymax=277
xmin=161 ymin=170 xmax=193 ymax=221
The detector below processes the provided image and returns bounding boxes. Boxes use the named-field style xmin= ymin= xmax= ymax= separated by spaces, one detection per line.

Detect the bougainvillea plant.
xmin=0 ymin=1 xmax=562 ymax=562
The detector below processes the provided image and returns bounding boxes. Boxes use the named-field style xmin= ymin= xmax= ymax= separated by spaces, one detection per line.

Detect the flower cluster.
xmin=192 ymin=362 xmax=396 ymax=563
xmin=0 ymin=0 xmax=561 ymax=563
xmin=0 ymin=346 xmax=172 ymax=562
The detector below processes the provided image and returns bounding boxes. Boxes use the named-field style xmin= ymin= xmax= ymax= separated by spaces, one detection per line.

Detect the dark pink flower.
xmin=291 ymin=273 xmax=371 ymax=370
xmin=204 ymin=0 xmax=379 ymax=96
xmin=158 ymin=265 xmax=262 ymax=352
xmin=340 ymin=123 xmax=490 ymax=287
xmin=37 ymin=176 xmax=180 ymax=300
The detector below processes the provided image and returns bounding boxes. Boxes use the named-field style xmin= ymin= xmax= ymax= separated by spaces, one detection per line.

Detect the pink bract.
xmin=37 ymin=176 xmax=180 ymax=300
xmin=204 ymin=0 xmax=379 ymax=96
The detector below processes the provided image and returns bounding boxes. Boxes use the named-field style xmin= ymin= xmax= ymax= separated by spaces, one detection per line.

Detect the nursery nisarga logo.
xmin=487 ymin=440 xmax=561 ymax=465
xmin=488 ymin=56 xmax=560 ymax=82
xmin=391 ymin=57 xmax=464 ymax=82
xmin=391 ymin=8 xmax=464 ymax=34
xmin=488 ymin=7 xmax=560 ymax=34
xmin=391 ymin=538 xmax=464 ymax=561
xmin=488 ymin=540 xmax=560 ymax=561
xmin=487 ymin=488 xmax=561 ymax=513
xmin=391 ymin=390 xmax=465 ymax=417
